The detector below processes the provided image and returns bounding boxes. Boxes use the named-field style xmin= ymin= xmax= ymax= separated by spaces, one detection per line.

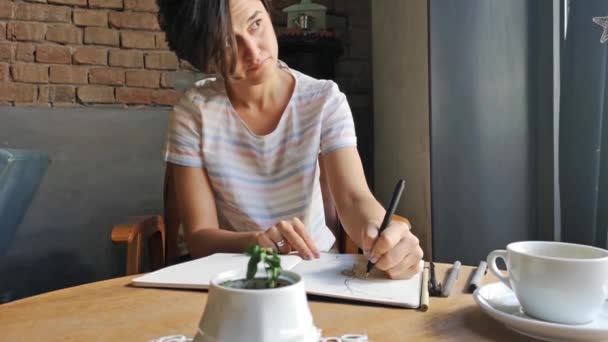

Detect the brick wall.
xmin=0 ymin=0 xmax=185 ymax=107
xmin=0 ymin=0 xmax=373 ymax=130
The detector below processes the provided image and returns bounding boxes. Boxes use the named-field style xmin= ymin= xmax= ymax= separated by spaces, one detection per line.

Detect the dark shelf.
xmin=278 ymin=34 xmax=343 ymax=80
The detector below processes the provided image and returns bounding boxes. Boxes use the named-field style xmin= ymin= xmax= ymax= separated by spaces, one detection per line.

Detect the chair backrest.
xmin=161 ymin=159 xmax=358 ymax=266
xmin=0 ymin=148 xmax=50 ymax=256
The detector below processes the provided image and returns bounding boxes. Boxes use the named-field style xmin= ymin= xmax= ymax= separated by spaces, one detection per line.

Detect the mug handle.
xmin=486 ymin=250 xmax=511 ymax=289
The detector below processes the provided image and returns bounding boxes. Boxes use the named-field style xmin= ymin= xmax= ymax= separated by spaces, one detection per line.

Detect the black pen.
xmin=429 ymin=261 xmax=442 ymax=296
xmin=366 ymin=179 xmax=406 ymax=275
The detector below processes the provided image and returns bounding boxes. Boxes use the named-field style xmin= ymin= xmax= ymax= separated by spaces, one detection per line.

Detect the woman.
xmin=159 ymin=0 xmax=423 ymax=279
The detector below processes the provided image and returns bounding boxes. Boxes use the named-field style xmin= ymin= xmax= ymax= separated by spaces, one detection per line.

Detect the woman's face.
xmin=226 ymin=0 xmax=278 ymax=85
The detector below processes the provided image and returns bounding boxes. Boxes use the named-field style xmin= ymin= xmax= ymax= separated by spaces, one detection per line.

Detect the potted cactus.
xmin=194 ymin=245 xmax=319 ymax=342
xmin=220 ymin=245 xmax=288 ymax=289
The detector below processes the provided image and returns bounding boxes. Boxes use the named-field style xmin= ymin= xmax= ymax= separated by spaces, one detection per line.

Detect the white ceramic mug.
xmin=487 ymin=241 xmax=608 ymax=325
xmin=194 ymin=269 xmax=319 ymax=342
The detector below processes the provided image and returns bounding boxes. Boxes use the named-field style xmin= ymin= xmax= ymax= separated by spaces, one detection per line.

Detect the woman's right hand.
xmin=255 ymin=217 xmax=320 ymax=260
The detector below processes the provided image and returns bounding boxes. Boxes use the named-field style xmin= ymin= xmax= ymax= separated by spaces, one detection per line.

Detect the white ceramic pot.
xmin=193 ymin=269 xmax=319 ymax=342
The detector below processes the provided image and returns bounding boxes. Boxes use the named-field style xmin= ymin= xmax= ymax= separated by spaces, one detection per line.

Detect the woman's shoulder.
xmin=170 ymin=76 xmax=228 ymax=124
xmin=290 ymin=68 xmax=344 ymax=102
xmin=173 ymin=75 xmax=227 ymax=111
xmin=192 ymin=75 xmax=226 ymax=98
xmin=178 ymin=75 xmax=225 ymax=103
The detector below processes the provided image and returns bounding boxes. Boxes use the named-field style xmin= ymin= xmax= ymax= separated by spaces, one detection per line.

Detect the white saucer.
xmin=473 ymin=282 xmax=608 ymax=342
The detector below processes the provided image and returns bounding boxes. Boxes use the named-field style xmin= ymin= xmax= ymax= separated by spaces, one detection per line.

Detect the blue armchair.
xmin=0 ymin=148 xmax=50 ymax=256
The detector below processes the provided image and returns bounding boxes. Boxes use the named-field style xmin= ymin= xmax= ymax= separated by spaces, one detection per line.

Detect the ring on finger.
xmin=276 ymin=239 xmax=286 ymax=248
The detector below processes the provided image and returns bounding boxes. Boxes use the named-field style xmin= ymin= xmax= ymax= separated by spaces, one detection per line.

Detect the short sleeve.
xmin=163 ymin=90 xmax=204 ymax=167
xmin=319 ymin=82 xmax=357 ymax=154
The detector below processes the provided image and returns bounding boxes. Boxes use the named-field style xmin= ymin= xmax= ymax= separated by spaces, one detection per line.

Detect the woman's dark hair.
xmin=157 ymin=0 xmax=272 ymax=75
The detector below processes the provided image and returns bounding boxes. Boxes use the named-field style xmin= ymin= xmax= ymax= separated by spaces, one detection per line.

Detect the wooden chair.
xmin=111 ymin=161 xmax=408 ymax=275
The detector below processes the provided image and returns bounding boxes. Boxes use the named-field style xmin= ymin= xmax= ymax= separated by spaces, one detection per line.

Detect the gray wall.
xmin=0 ymin=107 xmax=168 ymax=301
xmin=372 ymin=0 xmax=557 ymax=265
xmin=372 ymin=0 xmax=432 ymax=258
xmin=430 ymin=0 xmax=557 ymax=264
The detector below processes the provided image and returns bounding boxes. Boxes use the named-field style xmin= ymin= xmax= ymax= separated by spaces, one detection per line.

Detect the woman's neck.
xmin=225 ymin=67 xmax=291 ymax=112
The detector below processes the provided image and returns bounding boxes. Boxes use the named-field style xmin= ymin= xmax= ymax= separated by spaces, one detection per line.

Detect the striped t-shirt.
xmin=163 ymin=62 xmax=357 ymax=252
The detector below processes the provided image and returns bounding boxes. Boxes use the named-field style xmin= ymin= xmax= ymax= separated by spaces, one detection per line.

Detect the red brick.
xmin=109 ymin=11 xmax=159 ymax=30
xmin=152 ymin=89 xmax=181 ymax=106
xmin=14 ymin=101 xmax=50 ymax=107
xmin=89 ymin=0 xmax=123 ymax=9
xmin=73 ymin=9 xmax=108 ymax=27
xmin=77 ymin=85 xmax=114 ymax=103
xmin=51 ymin=85 xmax=76 ymax=103
xmin=124 ymin=0 xmax=158 ymax=12
xmin=121 ymin=31 xmax=155 ymax=49
xmin=89 ymin=67 xmax=124 ymax=85
xmin=0 ymin=83 xmax=37 ymax=102
xmin=84 ymin=27 xmax=119 ymax=46
xmin=0 ymin=23 xmax=5 ymax=41
xmin=109 ymin=50 xmax=143 ymax=68
xmin=0 ymin=43 xmax=15 ymax=61
xmin=0 ymin=63 xmax=9 ymax=81
xmin=36 ymin=45 xmax=71 ymax=64
xmin=125 ymin=69 xmax=159 ymax=88
xmin=73 ymin=47 xmax=107 ymax=65
xmin=39 ymin=84 xmax=76 ymax=103
xmin=16 ymin=44 xmax=35 ymax=62
xmin=48 ymin=5 xmax=72 ymax=22
xmin=145 ymin=51 xmax=178 ymax=70
xmin=46 ymin=25 xmax=81 ymax=44
xmin=7 ymin=22 xmax=46 ymax=42
xmin=48 ymin=0 xmax=87 ymax=6
xmin=14 ymin=3 xmax=46 ymax=21
xmin=115 ymin=87 xmax=152 ymax=104
xmin=49 ymin=65 xmax=88 ymax=84
xmin=154 ymin=32 xmax=169 ymax=50
xmin=11 ymin=63 xmax=49 ymax=83
xmin=0 ymin=2 xmax=14 ymax=20
xmin=160 ymin=72 xmax=173 ymax=88
xmin=38 ymin=85 xmax=49 ymax=103
xmin=13 ymin=102 xmax=52 ymax=107
xmin=14 ymin=3 xmax=71 ymax=22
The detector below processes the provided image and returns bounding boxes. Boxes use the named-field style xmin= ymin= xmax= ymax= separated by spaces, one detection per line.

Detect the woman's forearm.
xmin=185 ymin=228 xmax=261 ymax=259
xmin=337 ymin=194 xmax=386 ymax=248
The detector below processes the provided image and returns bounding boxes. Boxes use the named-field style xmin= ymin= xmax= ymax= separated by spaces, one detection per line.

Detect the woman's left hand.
xmin=361 ymin=219 xmax=424 ymax=279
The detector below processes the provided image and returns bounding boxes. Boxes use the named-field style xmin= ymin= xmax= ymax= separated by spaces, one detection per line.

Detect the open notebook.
xmin=132 ymin=253 xmax=424 ymax=308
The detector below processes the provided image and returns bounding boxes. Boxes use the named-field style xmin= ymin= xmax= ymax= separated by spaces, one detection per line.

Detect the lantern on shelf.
xmin=283 ymin=0 xmax=326 ymax=32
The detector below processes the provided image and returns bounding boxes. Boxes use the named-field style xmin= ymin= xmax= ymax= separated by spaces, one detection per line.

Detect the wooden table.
xmin=0 ymin=263 xmax=537 ymax=341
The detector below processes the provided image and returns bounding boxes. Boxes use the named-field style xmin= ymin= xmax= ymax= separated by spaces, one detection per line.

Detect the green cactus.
xmin=246 ymin=245 xmax=282 ymax=288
